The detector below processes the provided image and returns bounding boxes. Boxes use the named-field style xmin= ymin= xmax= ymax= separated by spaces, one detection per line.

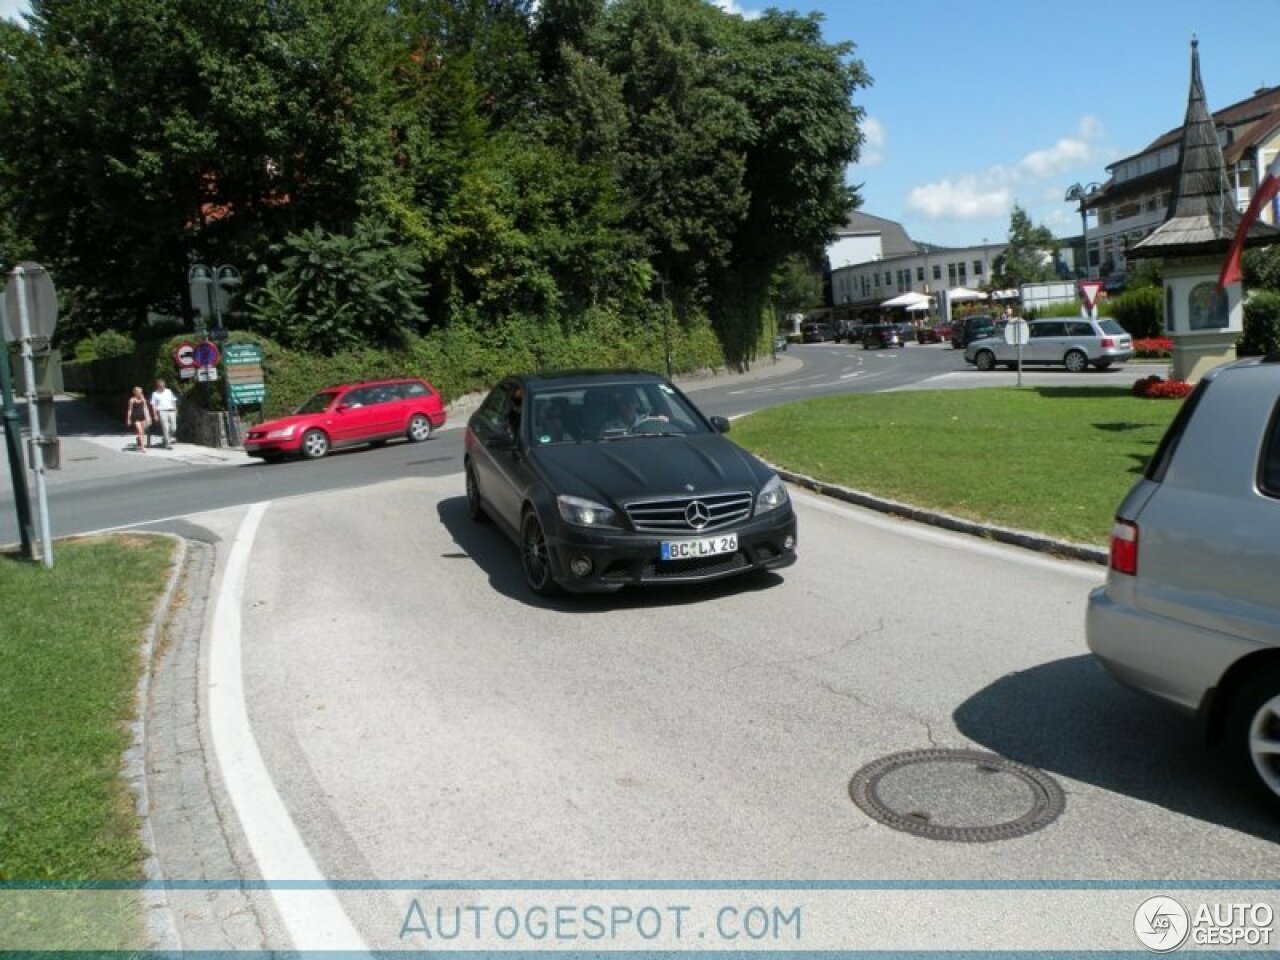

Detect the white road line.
xmin=792 ymin=488 xmax=1104 ymax=582
xmin=208 ymin=502 xmax=371 ymax=954
xmin=839 ymin=370 xmax=864 ymax=381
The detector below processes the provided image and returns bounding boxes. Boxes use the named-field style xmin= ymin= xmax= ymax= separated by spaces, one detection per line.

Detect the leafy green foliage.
xmin=2 ymin=0 xmax=869 ymax=371
xmin=1108 ymin=287 xmax=1164 ymax=339
xmin=73 ymin=330 xmax=136 ymax=362
xmin=992 ymin=205 xmax=1058 ymax=288
xmin=1241 ymin=290 xmax=1280 ymax=356
xmin=248 ymin=222 xmax=428 ymax=353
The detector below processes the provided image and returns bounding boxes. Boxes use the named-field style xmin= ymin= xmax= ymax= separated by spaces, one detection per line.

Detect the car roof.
xmin=320 ymin=377 xmax=427 ymax=391
xmin=515 ymin=369 xmax=670 ymax=390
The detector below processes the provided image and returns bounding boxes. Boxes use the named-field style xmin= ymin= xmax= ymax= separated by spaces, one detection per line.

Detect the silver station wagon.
xmin=1086 ymin=354 xmax=1280 ymax=815
xmin=966 ymin=317 xmax=1134 ymax=372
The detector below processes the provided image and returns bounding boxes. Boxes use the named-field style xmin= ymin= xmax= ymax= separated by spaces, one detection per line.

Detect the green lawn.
xmin=732 ymin=387 xmax=1181 ymax=546
xmin=0 ymin=535 xmax=174 ymax=882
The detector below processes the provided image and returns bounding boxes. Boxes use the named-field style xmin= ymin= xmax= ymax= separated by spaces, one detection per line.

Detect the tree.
xmin=992 ymin=204 xmax=1058 ymax=288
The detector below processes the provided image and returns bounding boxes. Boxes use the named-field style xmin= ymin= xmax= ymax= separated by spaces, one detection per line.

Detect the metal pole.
xmin=213 ymin=269 xmax=240 ymax=447
xmin=0 ymin=319 xmax=35 ymax=556
xmin=15 ymin=267 xmax=52 ymax=567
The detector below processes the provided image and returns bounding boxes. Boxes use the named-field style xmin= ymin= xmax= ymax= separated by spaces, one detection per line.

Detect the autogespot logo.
xmin=1135 ymin=896 xmax=1190 ymax=952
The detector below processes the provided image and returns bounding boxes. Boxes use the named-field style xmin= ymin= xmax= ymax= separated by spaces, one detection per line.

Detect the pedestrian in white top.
xmin=149 ymin=378 xmax=178 ymax=449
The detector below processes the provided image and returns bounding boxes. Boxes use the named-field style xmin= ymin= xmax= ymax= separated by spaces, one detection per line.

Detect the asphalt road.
xmin=0 ymin=342 xmax=1150 ymax=544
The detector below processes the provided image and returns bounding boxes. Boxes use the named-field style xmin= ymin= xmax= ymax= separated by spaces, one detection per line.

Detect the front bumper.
xmin=545 ymin=508 xmax=798 ymax=593
xmin=243 ymin=433 xmax=304 ymax=457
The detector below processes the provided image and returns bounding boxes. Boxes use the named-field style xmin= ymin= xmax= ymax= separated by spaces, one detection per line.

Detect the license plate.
xmin=244 ymin=444 xmax=260 ymax=452
xmin=661 ymin=533 xmax=738 ymax=561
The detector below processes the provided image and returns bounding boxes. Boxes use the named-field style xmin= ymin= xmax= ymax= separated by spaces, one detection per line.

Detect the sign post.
xmin=6 ymin=264 xmax=58 ymax=567
xmin=0 ymin=317 xmax=34 ymax=557
xmin=1004 ymin=318 xmax=1030 ymax=388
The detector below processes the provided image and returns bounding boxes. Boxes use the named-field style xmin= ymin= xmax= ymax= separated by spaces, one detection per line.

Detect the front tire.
xmin=407 ymin=413 xmax=433 ymax=442
xmin=1064 ymin=349 xmax=1088 ymax=373
xmin=521 ymin=510 xmax=560 ymax=596
xmin=300 ymin=429 xmax=330 ymax=460
xmin=1224 ymin=666 xmax=1280 ymax=817
xmin=974 ymin=349 xmax=996 ymax=371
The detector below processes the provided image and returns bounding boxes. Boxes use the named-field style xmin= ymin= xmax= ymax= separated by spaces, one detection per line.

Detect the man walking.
xmin=149 ymin=378 xmax=179 ymax=449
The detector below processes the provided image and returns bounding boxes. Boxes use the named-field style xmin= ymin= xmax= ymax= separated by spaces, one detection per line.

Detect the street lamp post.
xmin=188 ymin=263 xmax=242 ymax=446
xmin=1064 ymin=182 xmax=1100 ymax=279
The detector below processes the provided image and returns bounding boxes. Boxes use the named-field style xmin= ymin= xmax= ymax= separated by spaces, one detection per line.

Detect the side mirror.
xmin=710 ymin=416 xmax=731 ymax=434
xmin=335 ymin=404 xmax=349 ymax=413
xmin=487 ymin=430 xmax=517 ymax=451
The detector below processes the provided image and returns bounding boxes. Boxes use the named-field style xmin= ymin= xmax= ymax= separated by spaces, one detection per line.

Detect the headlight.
xmin=557 ymin=495 xmax=620 ymax=529
xmin=266 ymin=425 xmax=297 ymax=440
xmin=756 ymin=474 xmax=789 ymax=514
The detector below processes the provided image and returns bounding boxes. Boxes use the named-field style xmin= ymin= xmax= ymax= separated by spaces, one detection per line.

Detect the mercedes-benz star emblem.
xmin=685 ymin=501 xmax=711 ymax=530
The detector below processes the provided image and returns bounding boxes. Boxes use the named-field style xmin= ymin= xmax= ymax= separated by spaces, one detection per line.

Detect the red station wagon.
xmin=243 ymin=378 xmax=446 ymax=461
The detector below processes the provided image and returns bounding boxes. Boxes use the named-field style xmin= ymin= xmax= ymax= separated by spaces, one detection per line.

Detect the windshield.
xmin=296 ymin=391 xmax=338 ymax=415
xmin=528 ymin=382 xmax=710 ymax=445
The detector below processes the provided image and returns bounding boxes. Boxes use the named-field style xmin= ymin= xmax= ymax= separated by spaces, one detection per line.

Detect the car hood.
xmin=247 ymin=412 xmax=322 ymax=434
xmin=531 ymin=434 xmax=771 ymax=506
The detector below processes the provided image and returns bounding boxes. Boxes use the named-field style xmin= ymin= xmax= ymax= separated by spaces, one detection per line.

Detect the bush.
xmin=1133 ymin=337 xmax=1173 ymax=358
xmin=72 ymin=329 xmax=135 ymax=362
xmin=1240 ymin=290 xmax=1280 ymax=356
xmin=1131 ymin=375 xmax=1193 ymax=399
xmin=1108 ymin=287 xmax=1164 ymax=339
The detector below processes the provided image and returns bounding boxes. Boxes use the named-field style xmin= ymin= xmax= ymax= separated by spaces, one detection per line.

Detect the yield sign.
xmin=1078 ymin=280 xmax=1104 ymax=310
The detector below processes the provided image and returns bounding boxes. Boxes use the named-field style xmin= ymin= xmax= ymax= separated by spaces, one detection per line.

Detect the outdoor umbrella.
xmin=880 ymin=291 xmax=931 ymax=308
xmin=946 ymin=286 xmax=986 ymax=302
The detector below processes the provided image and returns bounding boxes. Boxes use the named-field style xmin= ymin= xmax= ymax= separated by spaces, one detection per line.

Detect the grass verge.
xmin=0 ymin=535 xmax=174 ymax=882
xmin=732 ymin=387 xmax=1181 ymax=546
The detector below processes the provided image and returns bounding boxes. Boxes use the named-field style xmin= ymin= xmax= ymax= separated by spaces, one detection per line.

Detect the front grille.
xmin=624 ymin=491 xmax=753 ymax=533
xmin=642 ymin=552 xmax=749 ymax=580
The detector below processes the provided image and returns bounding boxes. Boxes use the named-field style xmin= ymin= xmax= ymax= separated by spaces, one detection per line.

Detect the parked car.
xmin=801 ymin=322 xmax=837 ymax=343
xmin=949 ymin=314 xmax=997 ymax=350
xmin=773 ymin=333 xmax=789 ymax=352
xmin=861 ymin=324 xmax=903 ymax=349
xmin=1086 ymin=354 xmax=1280 ymax=815
xmin=464 ymin=370 xmax=797 ymax=595
xmin=243 ymin=377 xmax=446 ymax=461
xmin=915 ymin=324 xmax=943 ymax=344
xmin=964 ymin=317 xmax=1133 ymax=372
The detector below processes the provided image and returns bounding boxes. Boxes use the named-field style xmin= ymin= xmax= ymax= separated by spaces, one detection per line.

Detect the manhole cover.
xmin=849 ymin=748 xmax=1065 ymax=842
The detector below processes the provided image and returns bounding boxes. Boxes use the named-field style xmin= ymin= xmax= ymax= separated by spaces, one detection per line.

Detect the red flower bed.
xmin=1132 ymin=375 xmax=1194 ymax=399
xmin=1133 ymin=337 xmax=1173 ymax=358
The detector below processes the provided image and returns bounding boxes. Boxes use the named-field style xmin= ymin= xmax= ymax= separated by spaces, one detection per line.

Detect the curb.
xmin=111 ymin=530 xmax=187 ymax=952
xmin=774 ymin=465 xmax=1108 ymax=566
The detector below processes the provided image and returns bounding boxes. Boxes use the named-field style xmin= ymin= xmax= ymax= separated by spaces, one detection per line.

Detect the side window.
xmin=1146 ymin=380 xmax=1210 ymax=483
xmin=342 ymin=387 xmax=371 ymax=408
xmin=1066 ymin=322 xmax=1095 ymax=337
xmin=477 ymin=383 xmax=512 ymax=431
xmin=1260 ymin=400 xmax=1280 ymax=499
xmin=1029 ymin=324 xmax=1051 ymax=339
xmin=402 ymin=381 xmax=430 ymax=399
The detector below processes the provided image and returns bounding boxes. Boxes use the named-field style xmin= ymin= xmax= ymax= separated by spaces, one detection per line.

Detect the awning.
xmin=880 ymin=291 xmax=931 ymax=308
xmin=990 ymin=288 xmax=1020 ymax=301
xmin=904 ymin=301 xmax=933 ymax=312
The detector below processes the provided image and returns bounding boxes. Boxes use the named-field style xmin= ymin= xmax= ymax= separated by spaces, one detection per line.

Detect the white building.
xmin=827 ymin=212 xmax=1007 ymax=317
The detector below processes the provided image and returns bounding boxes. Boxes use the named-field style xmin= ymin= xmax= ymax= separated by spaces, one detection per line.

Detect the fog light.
xmin=570 ymin=556 xmax=593 ymax=577
xmin=784 ymin=536 xmax=795 ymax=550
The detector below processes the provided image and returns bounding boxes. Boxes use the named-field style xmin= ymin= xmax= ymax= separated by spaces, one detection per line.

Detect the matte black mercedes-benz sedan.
xmin=464 ymin=370 xmax=798 ymax=595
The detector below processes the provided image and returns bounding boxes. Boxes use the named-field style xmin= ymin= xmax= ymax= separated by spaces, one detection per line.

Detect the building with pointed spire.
xmin=1080 ymin=48 xmax=1280 ymax=280
xmin=1126 ymin=39 xmax=1280 ymax=380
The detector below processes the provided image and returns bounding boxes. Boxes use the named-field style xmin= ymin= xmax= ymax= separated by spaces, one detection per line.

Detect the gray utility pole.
xmin=0 ymin=331 xmax=34 ymax=556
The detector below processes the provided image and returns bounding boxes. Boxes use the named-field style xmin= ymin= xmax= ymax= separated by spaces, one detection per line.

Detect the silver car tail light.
xmin=1109 ymin=519 xmax=1139 ymax=575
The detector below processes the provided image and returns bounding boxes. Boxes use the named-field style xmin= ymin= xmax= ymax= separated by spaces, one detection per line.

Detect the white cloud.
xmin=905 ymin=116 xmax=1105 ymax=221
xmin=711 ymin=0 xmax=762 ymax=19
xmin=906 ymin=178 xmax=1011 ymax=219
xmin=856 ymin=117 xmax=886 ymax=167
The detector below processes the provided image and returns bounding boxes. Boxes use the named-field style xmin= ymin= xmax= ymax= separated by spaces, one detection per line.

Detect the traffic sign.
xmin=1078 ymin=280 xmax=1104 ymax=310
xmin=1003 ymin=320 xmax=1030 ymax=346
xmin=3 ymin=262 xmax=58 ymax=342
xmin=174 ymin=342 xmax=197 ymax=369
xmin=193 ymin=340 xmax=221 ymax=367
xmin=223 ymin=343 xmax=263 ymax=365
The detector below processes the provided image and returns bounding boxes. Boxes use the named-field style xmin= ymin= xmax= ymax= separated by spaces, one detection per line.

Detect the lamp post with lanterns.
xmin=1064 ymin=182 xmax=1101 ymax=278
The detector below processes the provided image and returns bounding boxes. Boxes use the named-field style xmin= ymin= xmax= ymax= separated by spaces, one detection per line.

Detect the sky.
xmin=717 ymin=0 xmax=1280 ymax=248
xmin=3 ymin=0 xmax=1279 ymax=249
